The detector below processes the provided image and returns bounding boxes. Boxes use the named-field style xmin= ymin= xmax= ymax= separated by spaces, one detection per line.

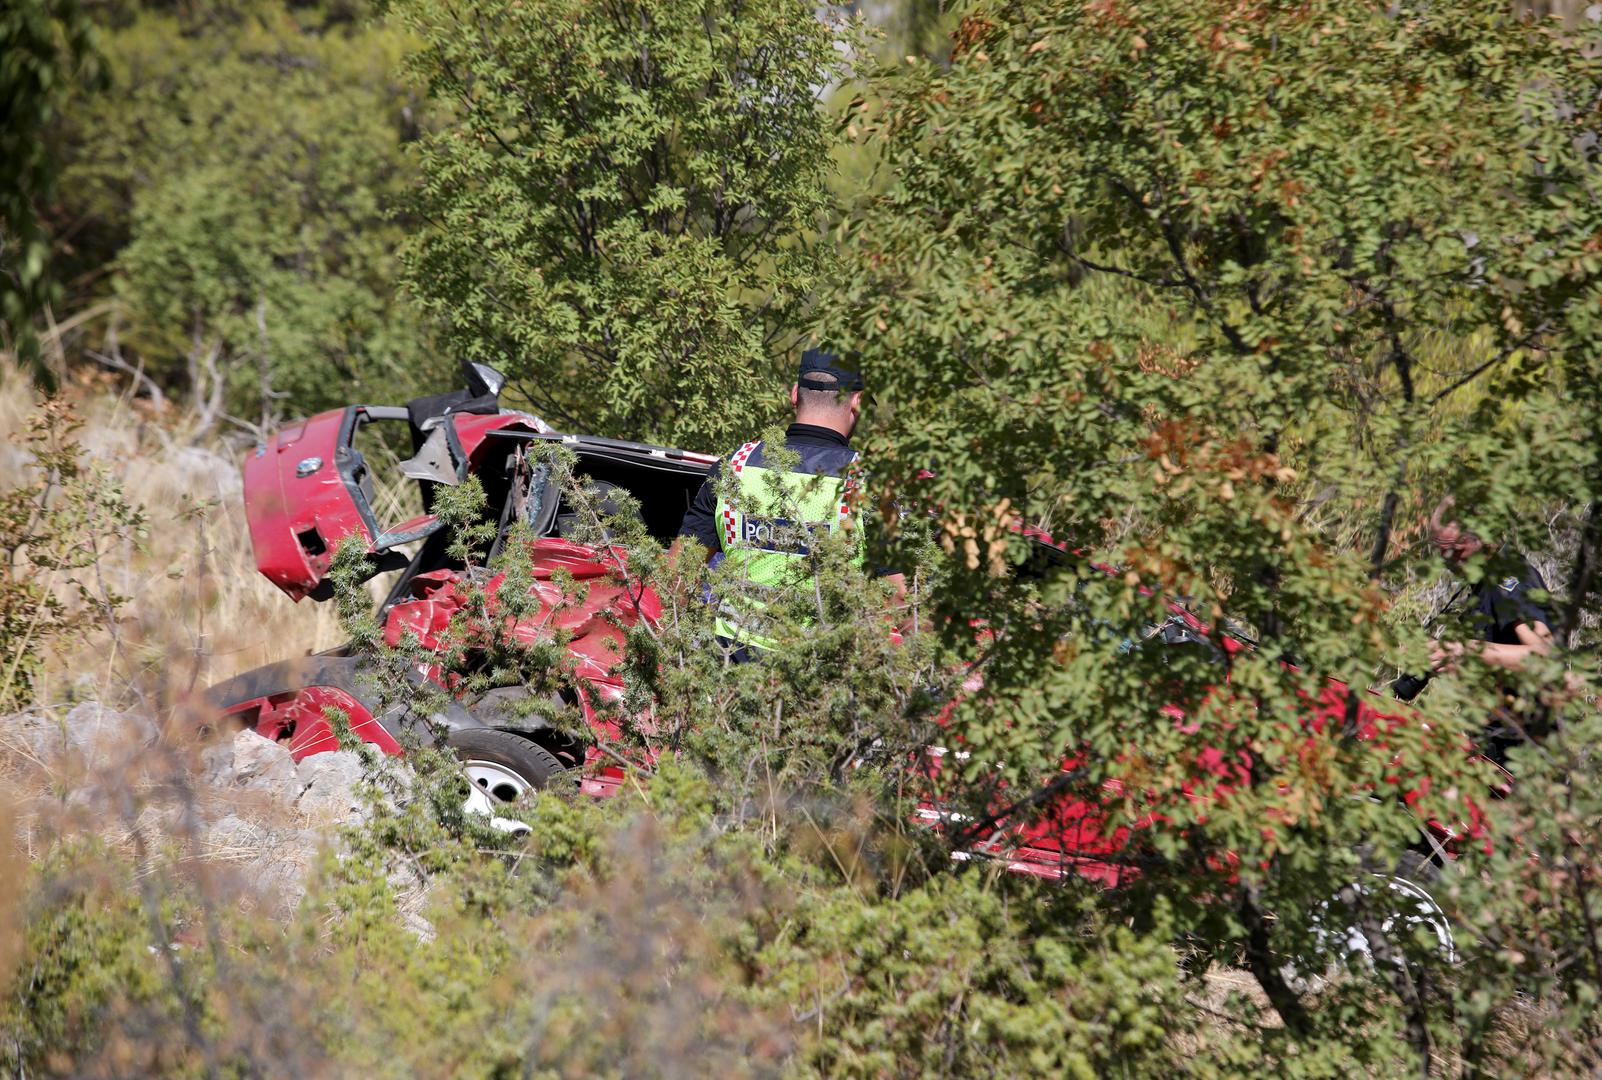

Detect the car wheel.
xmin=1286 ymin=849 xmax=1457 ymax=995
xmin=465 ymin=686 xmax=586 ymax=768
xmin=1380 ymin=850 xmax=1456 ymax=963
xmin=1320 ymin=852 xmax=1461 ymax=967
xmin=446 ymin=727 xmax=574 ymax=818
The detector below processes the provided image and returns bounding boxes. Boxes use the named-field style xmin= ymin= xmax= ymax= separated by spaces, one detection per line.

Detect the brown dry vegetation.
xmin=0 ymin=367 xmax=354 ymax=704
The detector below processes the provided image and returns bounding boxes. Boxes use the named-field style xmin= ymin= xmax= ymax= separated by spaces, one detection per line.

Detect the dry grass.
xmin=0 ymin=364 xmax=418 ymax=921
xmin=0 ymin=369 xmax=353 ymax=710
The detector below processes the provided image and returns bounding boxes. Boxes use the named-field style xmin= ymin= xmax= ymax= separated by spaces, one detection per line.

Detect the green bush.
xmin=0 ymin=0 xmax=100 ymax=375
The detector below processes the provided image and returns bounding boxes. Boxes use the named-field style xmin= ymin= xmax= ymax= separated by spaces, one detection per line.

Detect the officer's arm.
xmin=1432 ymin=620 xmax=1554 ymax=673
xmin=1480 ymin=620 xmax=1554 ymax=671
xmin=1432 ymin=567 xmax=1556 ymax=674
xmin=672 ymin=463 xmax=723 ymax=564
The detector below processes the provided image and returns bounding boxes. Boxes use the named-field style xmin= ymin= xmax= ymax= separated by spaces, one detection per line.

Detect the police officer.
xmin=675 ymin=348 xmax=904 ymax=653
xmin=1405 ymin=497 xmax=1556 ymax=763
xmin=1424 ymin=496 xmax=1554 ymax=677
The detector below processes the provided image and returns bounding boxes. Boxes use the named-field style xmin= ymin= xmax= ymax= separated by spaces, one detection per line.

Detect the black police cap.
xmin=798 ymin=348 xmax=864 ymax=392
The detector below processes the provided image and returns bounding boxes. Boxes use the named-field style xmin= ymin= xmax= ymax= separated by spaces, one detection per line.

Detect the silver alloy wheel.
xmin=461 ymin=758 xmax=534 ymax=835
xmin=1311 ymin=873 xmax=1457 ymax=969
xmin=1356 ymin=873 xmax=1457 ymax=963
xmin=1286 ymin=870 xmax=1457 ymax=995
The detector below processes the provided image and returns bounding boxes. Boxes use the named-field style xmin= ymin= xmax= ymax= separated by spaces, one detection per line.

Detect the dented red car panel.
xmin=244 ymin=407 xmax=375 ymax=600
xmin=244 ymin=684 xmax=404 ymax=760
xmin=213 ymin=538 xmax=652 ymax=796
xmin=380 ymin=538 xmax=662 ymax=798
xmin=245 ymin=403 xmax=552 ymax=600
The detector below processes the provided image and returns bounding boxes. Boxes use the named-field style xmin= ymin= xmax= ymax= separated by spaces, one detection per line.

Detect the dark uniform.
xmin=1467 ymin=560 xmax=1551 ymax=651
xmin=1471 ymin=559 xmax=1552 ymax=762
xmin=1393 ymin=558 xmax=1552 ymax=736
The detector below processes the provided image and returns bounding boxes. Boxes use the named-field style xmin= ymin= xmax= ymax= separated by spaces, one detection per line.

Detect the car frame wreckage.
xmin=206 ymin=364 xmax=1485 ymax=954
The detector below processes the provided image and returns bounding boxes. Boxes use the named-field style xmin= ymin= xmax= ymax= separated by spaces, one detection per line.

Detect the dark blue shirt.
xmin=1471 ymin=559 xmax=1550 ymax=645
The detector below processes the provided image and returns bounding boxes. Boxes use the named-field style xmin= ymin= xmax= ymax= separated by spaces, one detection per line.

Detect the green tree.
xmin=853 ymin=0 xmax=954 ymax=62
xmin=0 ymin=0 xmax=101 ymax=377
xmin=52 ymin=0 xmax=441 ymax=422
xmin=831 ymin=0 xmax=1602 ymax=1066
xmin=391 ymin=0 xmax=863 ymax=449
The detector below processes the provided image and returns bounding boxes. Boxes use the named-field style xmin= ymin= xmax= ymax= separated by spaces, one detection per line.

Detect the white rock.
xmin=0 ymin=702 xmax=156 ymax=766
xmin=132 ymin=801 xmax=187 ymax=839
xmin=0 ymin=709 xmax=57 ymax=764
xmin=200 ymin=816 xmax=321 ymax=912
xmin=401 ymin=909 xmax=436 ymax=944
xmin=199 ymin=738 xmax=235 ymax=786
xmin=252 ymin=859 xmax=312 ymax=917
xmin=204 ymin=812 xmax=267 ymax=852
xmin=230 ymin=730 xmax=297 ymax=792
xmin=295 ymin=751 xmax=367 ymax=821
xmin=61 ymin=701 xmax=158 ymax=755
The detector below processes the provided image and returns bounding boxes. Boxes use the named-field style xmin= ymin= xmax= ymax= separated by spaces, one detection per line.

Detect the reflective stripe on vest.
xmin=721 ymin=440 xmax=762 ymax=548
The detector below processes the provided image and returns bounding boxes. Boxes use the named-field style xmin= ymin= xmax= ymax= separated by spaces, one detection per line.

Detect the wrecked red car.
xmin=207 ymin=363 xmax=714 ymax=814
xmin=208 ymin=364 xmax=1480 ymax=947
xmin=921 ymin=600 xmax=1491 ymax=885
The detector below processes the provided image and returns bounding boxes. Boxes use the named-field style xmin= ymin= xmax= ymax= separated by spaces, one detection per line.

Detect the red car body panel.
xmin=449 ymin=410 xmax=551 ymax=471
xmin=243 ymin=409 xmax=370 ymax=600
xmin=378 ymin=538 xmax=659 ymax=797
xmin=221 ymin=685 xmax=402 ymax=761
xmin=245 ymin=405 xmax=551 ymax=600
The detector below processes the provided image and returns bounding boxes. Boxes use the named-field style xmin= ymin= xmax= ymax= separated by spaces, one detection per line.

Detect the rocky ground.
xmin=0 ymin=702 xmax=378 ymax=921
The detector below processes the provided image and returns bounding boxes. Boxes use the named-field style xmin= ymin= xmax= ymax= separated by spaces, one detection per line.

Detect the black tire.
xmin=467 ymin=686 xmax=586 ymax=768
xmin=446 ymin=727 xmax=574 ymax=805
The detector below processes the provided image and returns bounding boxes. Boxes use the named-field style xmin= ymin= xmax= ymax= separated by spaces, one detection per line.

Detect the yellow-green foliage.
xmin=3 ymin=847 xmax=165 ymax=1073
